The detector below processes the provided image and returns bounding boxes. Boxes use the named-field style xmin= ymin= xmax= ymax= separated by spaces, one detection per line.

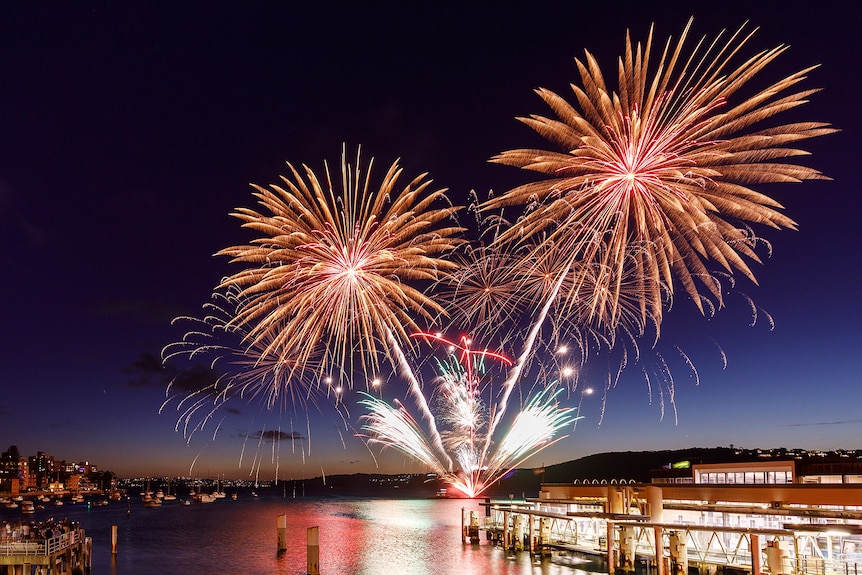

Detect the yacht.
xmin=194 ymin=493 xmax=216 ymax=503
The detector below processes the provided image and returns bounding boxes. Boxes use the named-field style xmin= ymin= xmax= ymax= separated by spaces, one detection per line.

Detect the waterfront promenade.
xmin=473 ymin=482 xmax=862 ymax=575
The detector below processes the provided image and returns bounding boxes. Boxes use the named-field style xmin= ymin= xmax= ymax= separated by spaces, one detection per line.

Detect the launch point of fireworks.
xmin=358 ymin=334 xmax=576 ymax=498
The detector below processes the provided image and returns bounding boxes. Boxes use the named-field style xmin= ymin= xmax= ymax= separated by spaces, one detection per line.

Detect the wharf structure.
xmin=0 ymin=523 xmax=90 ymax=575
xmin=467 ymin=459 xmax=862 ymax=575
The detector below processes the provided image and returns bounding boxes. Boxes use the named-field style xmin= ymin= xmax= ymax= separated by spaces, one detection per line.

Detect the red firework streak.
xmin=410 ymin=332 xmax=512 ymax=382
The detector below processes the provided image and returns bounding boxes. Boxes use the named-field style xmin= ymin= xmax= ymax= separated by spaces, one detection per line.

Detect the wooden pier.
xmin=0 ymin=528 xmax=90 ymax=575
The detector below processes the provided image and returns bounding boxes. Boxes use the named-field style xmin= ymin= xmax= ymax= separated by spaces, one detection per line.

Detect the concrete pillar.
xmin=529 ymin=513 xmax=535 ymax=554
xmin=619 ymin=525 xmax=636 ymax=572
xmin=766 ymin=540 xmax=791 ymax=575
xmin=513 ymin=514 xmax=525 ymax=551
xmin=668 ymin=531 xmax=687 ymax=575
xmin=503 ymin=511 xmax=509 ymax=550
xmin=645 ymin=486 xmax=663 ymax=523
xmin=654 ymin=526 xmax=665 ymax=575
xmin=607 ymin=521 xmax=616 ymax=572
xmin=468 ymin=511 xmax=479 ymax=543
xmin=751 ymin=533 xmax=762 ymax=575
xmin=607 ymin=486 xmax=623 ymax=514
xmin=540 ymin=517 xmax=551 ymax=555
xmin=307 ymin=526 xmax=320 ymax=575
xmin=277 ymin=514 xmax=287 ymax=550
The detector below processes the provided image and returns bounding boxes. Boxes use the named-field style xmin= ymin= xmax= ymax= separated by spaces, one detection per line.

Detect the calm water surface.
xmin=2 ymin=495 xmax=604 ymax=575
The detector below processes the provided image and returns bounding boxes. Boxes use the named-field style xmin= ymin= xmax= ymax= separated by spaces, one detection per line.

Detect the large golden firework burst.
xmin=217 ymin=147 xmax=463 ymax=381
xmin=485 ymin=18 xmax=835 ymax=329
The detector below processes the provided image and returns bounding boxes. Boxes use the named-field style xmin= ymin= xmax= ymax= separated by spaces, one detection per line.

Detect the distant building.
xmin=650 ymin=458 xmax=862 ymax=485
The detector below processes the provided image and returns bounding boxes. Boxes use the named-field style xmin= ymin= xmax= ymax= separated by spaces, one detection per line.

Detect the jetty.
xmin=464 ymin=481 xmax=862 ymax=575
xmin=0 ymin=522 xmax=90 ymax=575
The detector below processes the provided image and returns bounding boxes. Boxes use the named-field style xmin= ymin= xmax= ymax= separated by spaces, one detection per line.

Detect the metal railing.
xmin=0 ymin=529 xmax=82 ymax=557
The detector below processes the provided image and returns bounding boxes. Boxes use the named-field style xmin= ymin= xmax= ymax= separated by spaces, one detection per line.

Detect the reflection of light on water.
xmin=361 ymin=499 xmax=438 ymax=528
xmin=6 ymin=496 xmax=599 ymax=574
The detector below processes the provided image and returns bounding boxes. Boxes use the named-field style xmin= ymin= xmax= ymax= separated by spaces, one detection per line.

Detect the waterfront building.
xmin=478 ymin=458 xmax=862 ymax=575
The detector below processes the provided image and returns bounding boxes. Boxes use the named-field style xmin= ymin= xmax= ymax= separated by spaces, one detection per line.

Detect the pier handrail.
xmin=0 ymin=528 xmax=83 ymax=557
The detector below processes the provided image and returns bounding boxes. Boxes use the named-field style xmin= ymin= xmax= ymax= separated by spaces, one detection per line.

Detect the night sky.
xmin=1 ymin=1 xmax=860 ymax=480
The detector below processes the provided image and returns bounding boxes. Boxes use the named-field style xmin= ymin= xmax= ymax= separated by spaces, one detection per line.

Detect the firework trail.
xmin=160 ymin=284 xmax=345 ymax=478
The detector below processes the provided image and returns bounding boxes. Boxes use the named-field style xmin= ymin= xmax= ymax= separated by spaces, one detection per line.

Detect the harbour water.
xmin=1 ymin=493 xmax=601 ymax=574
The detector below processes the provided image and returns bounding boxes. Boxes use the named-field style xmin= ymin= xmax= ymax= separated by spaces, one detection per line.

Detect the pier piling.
xmin=111 ymin=525 xmax=118 ymax=555
xmin=307 ymin=526 xmax=319 ymax=575
xmin=276 ymin=514 xmax=287 ymax=551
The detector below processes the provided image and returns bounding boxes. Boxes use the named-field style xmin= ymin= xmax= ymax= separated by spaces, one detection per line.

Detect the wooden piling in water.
xmin=112 ymin=525 xmax=118 ymax=554
xmin=307 ymin=526 xmax=320 ymax=575
xmin=276 ymin=514 xmax=287 ymax=551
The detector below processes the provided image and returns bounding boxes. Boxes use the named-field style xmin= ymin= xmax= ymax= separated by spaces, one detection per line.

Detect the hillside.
xmin=265 ymin=447 xmax=858 ymax=499
xmin=290 ymin=447 xmax=749 ymax=499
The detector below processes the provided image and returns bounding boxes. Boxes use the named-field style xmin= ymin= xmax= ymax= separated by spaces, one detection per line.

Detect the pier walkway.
xmin=466 ymin=500 xmax=862 ymax=575
xmin=0 ymin=525 xmax=90 ymax=575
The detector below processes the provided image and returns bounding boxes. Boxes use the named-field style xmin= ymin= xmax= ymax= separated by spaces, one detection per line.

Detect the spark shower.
xmin=161 ymin=18 xmax=833 ymax=497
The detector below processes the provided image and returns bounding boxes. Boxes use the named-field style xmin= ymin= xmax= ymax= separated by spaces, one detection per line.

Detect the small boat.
xmin=181 ymin=499 xmax=191 ymax=506
xmin=53 ymin=499 xmax=64 ymax=506
xmin=231 ymin=493 xmax=237 ymax=501
xmin=21 ymin=501 xmax=35 ymax=514
xmin=4 ymin=502 xmax=18 ymax=509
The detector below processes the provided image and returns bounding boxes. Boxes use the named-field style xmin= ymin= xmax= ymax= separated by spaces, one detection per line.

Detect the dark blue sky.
xmin=1 ymin=1 xmax=859 ymax=479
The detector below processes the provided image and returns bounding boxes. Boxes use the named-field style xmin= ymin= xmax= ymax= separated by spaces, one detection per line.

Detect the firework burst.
xmin=485 ymin=18 xmax=835 ymax=330
xmin=216 ymin=146 xmax=463 ymax=380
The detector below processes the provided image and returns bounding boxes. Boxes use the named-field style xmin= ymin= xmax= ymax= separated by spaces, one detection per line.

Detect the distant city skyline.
xmin=1 ymin=1 xmax=860 ymax=480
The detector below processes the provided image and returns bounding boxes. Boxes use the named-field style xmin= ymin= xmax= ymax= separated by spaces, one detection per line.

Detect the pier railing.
xmin=0 ymin=528 xmax=83 ymax=557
